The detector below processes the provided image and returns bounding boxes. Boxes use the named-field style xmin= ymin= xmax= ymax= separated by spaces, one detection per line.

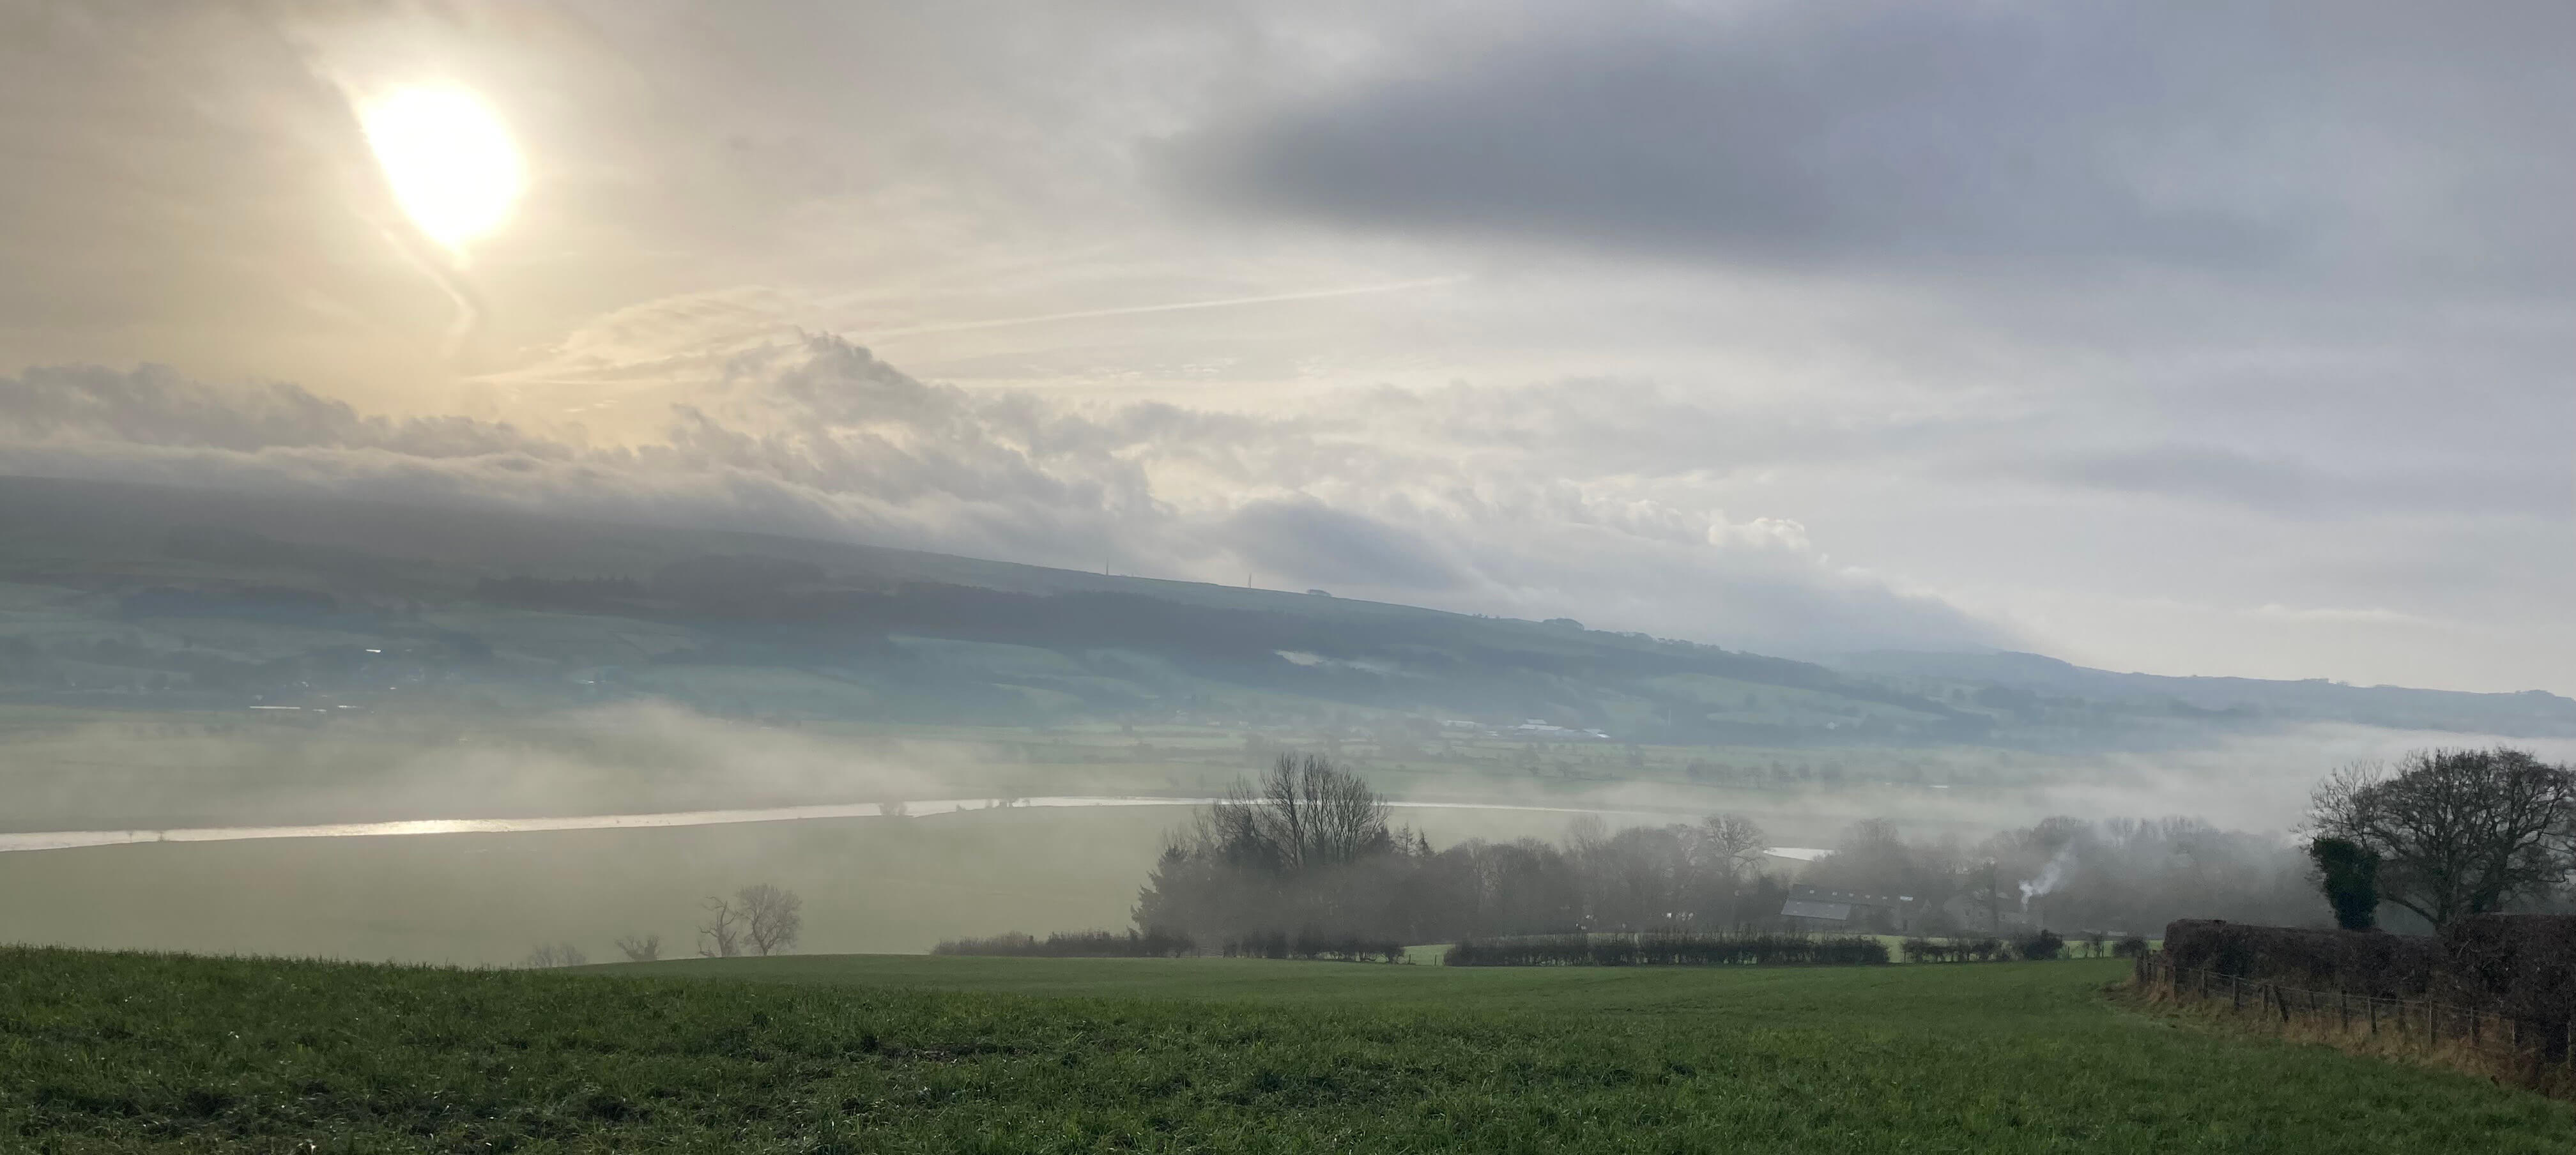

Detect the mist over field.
xmin=3 ymin=672 xmax=2571 ymax=964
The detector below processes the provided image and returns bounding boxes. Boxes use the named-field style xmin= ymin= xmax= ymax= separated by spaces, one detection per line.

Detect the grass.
xmin=6 ymin=948 xmax=2573 ymax=1152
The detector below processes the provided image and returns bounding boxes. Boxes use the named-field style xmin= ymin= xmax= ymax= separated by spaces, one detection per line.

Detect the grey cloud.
xmin=1173 ymin=1 xmax=2576 ymax=280
xmin=0 ymin=363 xmax=564 ymax=459
xmin=0 ymin=339 xmax=2015 ymax=655
xmin=1223 ymin=498 xmax=1468 ymax=592
xmin=0 ymin=344 xmax=1144 ymax=570
xmin=1992 ymin=441 xmax=2568 ymax=522
xmin=2021 ymin=443 xmax=2319 ymax=510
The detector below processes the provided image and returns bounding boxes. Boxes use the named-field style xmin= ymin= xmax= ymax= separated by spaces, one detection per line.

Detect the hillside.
xmin=0 ymin=474 xmax=2566 ymax=749
xmin=1834 ymin=649 xmax=2576 ymax=739
xmin=0 ymin=475 xmax=1981 ymax=744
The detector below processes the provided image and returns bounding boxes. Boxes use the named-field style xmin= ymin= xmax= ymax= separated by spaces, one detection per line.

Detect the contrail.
xmin=326 ymin=73 xmax=486 ymax=360
xmin=858 ymin=275 xmax=1466 ymax=342
xmin=378 ymin=220 xmax=486 ymax=359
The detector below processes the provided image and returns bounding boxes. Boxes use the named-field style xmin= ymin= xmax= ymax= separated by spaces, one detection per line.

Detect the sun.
xmin=359 ymin=86 xmax=525 ymax=255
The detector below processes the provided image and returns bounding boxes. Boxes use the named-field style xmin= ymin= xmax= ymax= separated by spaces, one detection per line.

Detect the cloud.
xmin=1173 ymin=0 xmax=2576 ymax=282
xmin=1962 ymin=440 xmax=2567 ymax=523
xmin=0 ymin=363 xmax=564 ymax=459
xmin=1223 ymin=498 xmax=1467 ymax=591
xmin=0 ymin=339 xmax=2011 ymax=655
xmin=3 ymin=1 xmax=2568 ymax=693
xmin=2246 ymin=603 xmax=2446 ymax=629
xmin=2032 ymin=443 xmax=2315 ymax=509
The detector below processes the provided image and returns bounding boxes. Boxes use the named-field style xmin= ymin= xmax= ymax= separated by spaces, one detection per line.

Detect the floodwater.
xmin=0 ymin=796 xmax=1831 ymax=859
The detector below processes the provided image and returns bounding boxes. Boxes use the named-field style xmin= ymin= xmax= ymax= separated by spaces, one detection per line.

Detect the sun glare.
xmin=360 ymin=86 xmax=525 ymax=254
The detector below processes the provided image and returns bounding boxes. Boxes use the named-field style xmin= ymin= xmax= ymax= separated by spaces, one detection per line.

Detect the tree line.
xmin=1118 ymin=751 xmax=2458 ymax=951
xmin=532 ymin=744 xmax=2576 ymax=970
xmin=1130 ymin=753 xmax=1783 ymax=950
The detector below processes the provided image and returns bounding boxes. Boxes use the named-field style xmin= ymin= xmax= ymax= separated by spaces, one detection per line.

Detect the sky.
xmin=0 ymin=0 xmax=2568 ymax=692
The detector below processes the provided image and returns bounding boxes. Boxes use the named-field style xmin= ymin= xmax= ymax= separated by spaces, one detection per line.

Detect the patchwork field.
xmin=6 ymin=948 xmax=2570 ymax=1152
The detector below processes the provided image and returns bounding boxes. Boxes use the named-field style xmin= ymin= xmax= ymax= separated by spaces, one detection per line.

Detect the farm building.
xmin=1781 ymin=886 xmax=1910 ymax=933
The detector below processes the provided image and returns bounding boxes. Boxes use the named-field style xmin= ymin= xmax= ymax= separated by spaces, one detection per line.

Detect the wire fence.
xmin=2134 ymin=954 xmax=2576 ymax=1083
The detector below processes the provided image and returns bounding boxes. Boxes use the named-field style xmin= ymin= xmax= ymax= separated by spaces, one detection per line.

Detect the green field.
xmin=7 ymin=948 xmax=2571 ymax=1152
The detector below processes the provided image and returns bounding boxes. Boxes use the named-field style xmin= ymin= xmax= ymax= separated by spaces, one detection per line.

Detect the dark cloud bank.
xmin=1177 ymin=0 xmax=2575 ymax=283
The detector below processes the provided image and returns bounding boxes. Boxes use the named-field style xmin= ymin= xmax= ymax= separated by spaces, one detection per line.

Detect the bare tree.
xmin=520 ymin=942 xmax=587 ymax=968
xmin=698 ymin=896 xmax=746 ymax=958
xmin=1692 ymin=814 xmax=1769 ymax=883
xmin=2308 ymin=747 xmax=2576 ymax=929
xmin=1201 ymin=753 xmax=1392 ymax=874
xmin=614 ymin=933 xmax=663 ymax=963
xmin=737 ymin=884 xmax=805 ymax=956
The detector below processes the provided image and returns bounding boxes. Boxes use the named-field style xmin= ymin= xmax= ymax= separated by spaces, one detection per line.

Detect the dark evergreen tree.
xmin=2306 ymin=836 xmax=2382 ymax=931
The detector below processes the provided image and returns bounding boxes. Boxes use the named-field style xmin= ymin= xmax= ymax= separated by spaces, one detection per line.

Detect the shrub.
xmin=2161 ymin=919 xmax=2443 ymax=998
xmin=2113 ymin=935 xmax=2150 ymax=960
xmin=2441 ymin=914 xmax=2576 ymax=1052
xmin=933 ymin=929 xmax=1197 ymax=958
xmin=2160 ymin=915 xmax=2576 ymax=1060
xmin=519 ymin=942 xmax=587 ymax=969
xmin=1896 ymin=938 xmax=2049 ymax=964
xmin=1219 ymin=931 xmax=1404 ymax=962
xmin=1957 ymin=937 xmax=2008 ymax=963
xmin=1445 ymin=932 xmax=1889 ymax=967
xmin=2018 ymin=930 xmax=2064 ymax=961
xmin=934 ymin=931 xmax=1036 ymax=956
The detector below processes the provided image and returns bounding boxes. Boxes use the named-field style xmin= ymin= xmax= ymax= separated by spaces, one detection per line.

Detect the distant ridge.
xmin=1831 ymin=649 xmax=2576 ymax=738
xmin=0 ymin=472 xmax=2566 ymax=744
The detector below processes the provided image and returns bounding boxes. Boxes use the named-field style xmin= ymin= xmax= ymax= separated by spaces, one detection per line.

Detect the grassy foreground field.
xmin=6 ymin=949 xmax=2573 ymax=1152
